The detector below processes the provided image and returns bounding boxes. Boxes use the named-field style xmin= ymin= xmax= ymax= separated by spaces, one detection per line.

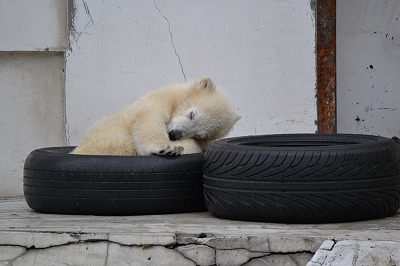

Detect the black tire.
xmin=24 ymin=147 xmax=206 ymax=215
xmin=203 ymin=134 xmax=400 ymax=223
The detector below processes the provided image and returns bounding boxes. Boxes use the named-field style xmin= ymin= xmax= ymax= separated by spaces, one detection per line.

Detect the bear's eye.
xmin=189 ymin=111 xmax=196 ymax=120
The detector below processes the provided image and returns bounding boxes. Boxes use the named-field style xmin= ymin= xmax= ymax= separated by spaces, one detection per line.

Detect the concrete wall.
xmin=337 ymin=0 xmax=400 ymax=137
xmin=0 ymin=0 xmax=68 ymax=51
xmin=0 ymin=54 xmax=66 ymax=198
xmin=66 ymin=0 xmax=317 ymax=144
xmin=0 ymin=1 xmax=67 ymax=198
xmin=1 ymin=1 xmax=317 ymax=198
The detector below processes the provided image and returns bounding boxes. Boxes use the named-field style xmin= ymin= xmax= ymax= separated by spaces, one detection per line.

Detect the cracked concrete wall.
xmin=0 ymin=242 xmax=314 ymax=266
xmin=337 ymin=0 xmax=400 ymax=137
xmin=0 ymin=232 xmax=316 ymax=266
xmin=65 ymin=0 xmax=317 ymax=144
xmin=3 ymin=236 xmax=400 ymax=265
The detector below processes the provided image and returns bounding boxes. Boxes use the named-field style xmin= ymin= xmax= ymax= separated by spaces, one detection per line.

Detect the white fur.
xmin=72 ymin=77 xmax=240 ymax=156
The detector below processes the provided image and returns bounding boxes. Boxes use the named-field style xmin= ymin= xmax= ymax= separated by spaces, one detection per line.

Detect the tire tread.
xmin=204 ymin=134 xmax=400 ymax=223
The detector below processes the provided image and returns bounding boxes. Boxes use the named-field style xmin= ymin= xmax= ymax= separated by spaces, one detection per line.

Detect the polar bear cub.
xmin=71 ymin=77 xmax=240 ymax=156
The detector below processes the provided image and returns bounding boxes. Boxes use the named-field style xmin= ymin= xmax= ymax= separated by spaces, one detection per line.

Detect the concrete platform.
xmin=1 ymin=198 xmax=399 ymax=265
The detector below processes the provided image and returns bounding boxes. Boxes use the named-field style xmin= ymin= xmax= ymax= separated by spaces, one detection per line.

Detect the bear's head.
xmin=167 ymin=77 xmax=240 ymax=141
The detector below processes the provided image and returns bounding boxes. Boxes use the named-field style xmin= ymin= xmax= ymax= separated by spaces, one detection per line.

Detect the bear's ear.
xmin=198 ymin=77 xmax=216 ymax=92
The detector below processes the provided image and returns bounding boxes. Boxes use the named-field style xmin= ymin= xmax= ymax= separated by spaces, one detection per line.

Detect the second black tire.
xmin=24 ymin=147 xmax=206 ymax=215
xmin=203 ymin=134 xmax=400 ymax=223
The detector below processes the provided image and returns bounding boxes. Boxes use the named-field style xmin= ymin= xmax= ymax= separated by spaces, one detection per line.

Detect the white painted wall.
xmin=0 ymin=53 xmax=66 ymax=197
xmin=1 ymin=0 xmax=317 ymax=198
xmin=0 ymin=0 xmax=68 ymax=51
xmin=0 ymin=1 xmax=67 ymax=198
xmin=337 ymin=0 xmax=400 ymax=137
xmin=66 ymin=0 xmax=317 ymax=144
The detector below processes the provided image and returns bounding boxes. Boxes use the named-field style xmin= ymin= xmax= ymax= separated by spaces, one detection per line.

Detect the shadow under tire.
xmin=203 ymin=134 xmax=400 ymax=223
xmin=24 ymin=147 xmax=206 ymax=215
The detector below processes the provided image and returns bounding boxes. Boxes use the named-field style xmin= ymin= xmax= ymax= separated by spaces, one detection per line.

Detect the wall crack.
xmin=82 ymin=0 xmax=94 ymax=26
xmin=153 ymin=0 xmax=187 ymax=82
xmin=1 ymin=239 xmax=317 ymax=265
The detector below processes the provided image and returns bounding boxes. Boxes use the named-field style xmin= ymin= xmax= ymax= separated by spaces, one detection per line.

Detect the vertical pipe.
xmin=316 ymin=0 xmax=337 ymax=133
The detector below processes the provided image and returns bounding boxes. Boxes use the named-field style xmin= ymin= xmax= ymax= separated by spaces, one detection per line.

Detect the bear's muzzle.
xmin=168 ymin=130 xmax=183 ymax=141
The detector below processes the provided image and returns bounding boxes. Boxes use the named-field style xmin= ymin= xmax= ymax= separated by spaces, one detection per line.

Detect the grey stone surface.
xmin=108 ymin=233 xmax=176 ymax=246
xmin=0 ymin=242 xmax=196 ymax=266
xmin=197 ymin=236 xmax=323 ymax=253
xmin=216 ymin=248 xmax=269 ymax=266
xmin=308 ymin=240 xmax=400 ymax=266
xmin=10 ymin=242 xmax=108 ymax=266
xmin=1 ymin=199 xmax=400 ymax=265
xmin=107 ymin=244 xmax=196 ymax=266
xmin=176 ymin=244 xmax=216 ymax=266
xmin=0 ymin=231 xmax=81 ymax=248
xmin=0 ymin=246 xmax=26 ymax=263
xmin=317 ymin=239 xmax=335 ymax=251
xmin=3 ymin=199 xmax=400 ymax=246
xmin=244 ymin=253 xmax=314 ymax=266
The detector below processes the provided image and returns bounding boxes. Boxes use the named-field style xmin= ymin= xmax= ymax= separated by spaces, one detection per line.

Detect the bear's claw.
xmin=150 ymin=144 xmax=183 ymax=156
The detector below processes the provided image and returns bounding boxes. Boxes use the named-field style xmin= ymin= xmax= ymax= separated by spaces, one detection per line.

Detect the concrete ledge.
xmin=308 ymin=240 xmax=400 ymax=266
xmin=1 ymin=198 xmax=399 ymax=265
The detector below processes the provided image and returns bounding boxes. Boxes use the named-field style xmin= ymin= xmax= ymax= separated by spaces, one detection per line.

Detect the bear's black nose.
xmin=168 ymin=130 xmax=183 ymax=141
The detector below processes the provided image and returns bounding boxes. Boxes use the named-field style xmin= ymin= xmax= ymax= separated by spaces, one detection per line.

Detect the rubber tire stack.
xmin=24 ymin=147 xmax=206 ymax=215
xmin=203 ymin=134 xmax=400 ymax=223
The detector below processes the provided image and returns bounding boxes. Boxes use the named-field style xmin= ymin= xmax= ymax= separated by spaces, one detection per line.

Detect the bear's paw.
xmin=148 ymin=143 xmax=184 ymax=156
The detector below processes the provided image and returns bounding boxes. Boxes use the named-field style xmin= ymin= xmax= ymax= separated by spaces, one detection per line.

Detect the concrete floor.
xmin=1 ymin=198 xmax=400 ymax=265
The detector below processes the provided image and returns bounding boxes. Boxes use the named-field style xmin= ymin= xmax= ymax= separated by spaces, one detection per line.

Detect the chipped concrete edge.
xmin=4 ymin=232 xmax=400 ymax=265
xmin=0 ymin=231 xmax=322 ymax=265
